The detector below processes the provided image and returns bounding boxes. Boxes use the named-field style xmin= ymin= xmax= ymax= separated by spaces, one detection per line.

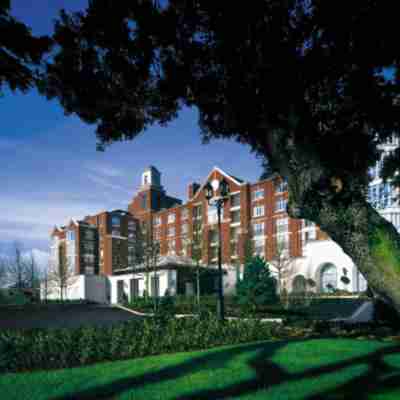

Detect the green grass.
xmin=1 ymin=338 xmax=400 ymax=399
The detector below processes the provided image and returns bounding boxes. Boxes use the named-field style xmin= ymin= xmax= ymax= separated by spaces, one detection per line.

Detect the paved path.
xmin=0 ymin=304 xmax=144 ymax=330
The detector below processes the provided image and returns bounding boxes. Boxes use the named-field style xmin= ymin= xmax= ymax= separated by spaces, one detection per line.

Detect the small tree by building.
xmin=236 ymin=256 xmax=278 ymax=312
xmin=47 ymin=244 xmax=77 ymax=301
xmin=271 ymin=239 xmax=296 ymax=302
xmin=183 ymin=219 xmax=205 ymax=309
xmin=137 ymin=219 xmax=160 ymax=306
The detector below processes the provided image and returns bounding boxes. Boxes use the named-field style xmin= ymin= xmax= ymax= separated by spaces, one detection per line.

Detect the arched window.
xmin=320 ymin=263 xmax=337 ymax=293
xmin=292 ymin=275 xmax=307 ymax=293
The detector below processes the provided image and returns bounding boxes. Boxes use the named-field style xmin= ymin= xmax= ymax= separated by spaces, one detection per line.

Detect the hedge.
xmin=0 ymin=314 xmax=280 ymax=373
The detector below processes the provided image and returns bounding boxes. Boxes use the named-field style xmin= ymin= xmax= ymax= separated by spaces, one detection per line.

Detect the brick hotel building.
xmin=47 ymin=160 xmax=400 ymax=303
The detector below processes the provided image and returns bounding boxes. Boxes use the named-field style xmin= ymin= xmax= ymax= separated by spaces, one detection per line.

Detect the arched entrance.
xmin=292 ymin=275 xmax=307 ymax=294
xmin=319 ymin=263 xmax=338 ymax=293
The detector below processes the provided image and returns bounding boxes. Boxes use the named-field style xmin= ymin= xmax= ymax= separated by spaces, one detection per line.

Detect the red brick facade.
xmin=51 ymin=166 xmax=327 ymax=276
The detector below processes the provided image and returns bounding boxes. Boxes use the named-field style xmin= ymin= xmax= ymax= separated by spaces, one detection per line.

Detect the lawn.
xmin=1 ymin=338 xmax=400 ymax=399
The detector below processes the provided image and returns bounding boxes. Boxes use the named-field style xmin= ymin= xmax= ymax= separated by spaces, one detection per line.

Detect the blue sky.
xmin=0 ymin=1 xmax=263 ymax=256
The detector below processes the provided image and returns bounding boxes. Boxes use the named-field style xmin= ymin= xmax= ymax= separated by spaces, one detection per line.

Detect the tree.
xmin=271 ymin=239 xmax=296 ymax=300
xmin=5 ymin=242 xmax=28 ymax=289
xmin=0 ymin=0 xmax=51 ymax=95
xmin=236 ymin=256 xmax=278 ymax=311
xmin=183 ymin=219 xmax=204 ymax=309
xmin=0 ymin=254 xmax=7 ymax=287
xmin=25 ymin=252 xmax=40 ymax=291
xmin=137 ymin=219 xmax=160 ymax=303
xmin=41 ymin=1 xmax=400 ymax=313
xmin=47 ymin=244 xmax=77 ymax=301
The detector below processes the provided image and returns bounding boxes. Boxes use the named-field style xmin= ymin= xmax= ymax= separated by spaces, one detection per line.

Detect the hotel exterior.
xmin=47 ymin=158 xmax=400 ymax=303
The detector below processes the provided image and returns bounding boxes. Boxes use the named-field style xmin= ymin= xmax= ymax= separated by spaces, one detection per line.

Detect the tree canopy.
xmin=0 ymin=0 xmax=51 ymax=95
xmin=41 ymin=0 xmax=399 ymax=182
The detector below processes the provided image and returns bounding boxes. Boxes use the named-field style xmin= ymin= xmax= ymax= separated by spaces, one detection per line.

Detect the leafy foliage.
xmin=236 ymin=256 xmax=278 ymax=310
xmin=0 ymin=0 xmax=51 ymax=94
xmin=41 ymin=1 xmax=399 ymax=181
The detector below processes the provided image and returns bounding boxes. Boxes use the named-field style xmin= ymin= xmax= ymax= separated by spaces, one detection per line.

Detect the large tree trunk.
xmin=263 ymin=126 xmax=400 ymax=314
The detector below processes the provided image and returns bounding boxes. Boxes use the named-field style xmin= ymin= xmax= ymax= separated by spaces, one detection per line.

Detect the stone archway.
xmin=317 ymin=263 xmax=338 ymax=293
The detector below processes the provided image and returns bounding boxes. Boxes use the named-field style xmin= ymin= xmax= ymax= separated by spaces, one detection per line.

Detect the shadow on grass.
xmin=50 ymin=341 xmax=287 ymax=400
xmin=51 ymin=340 xmax=400 ymax=400
xmin=176 ymin=343 xmax=400 ymax=400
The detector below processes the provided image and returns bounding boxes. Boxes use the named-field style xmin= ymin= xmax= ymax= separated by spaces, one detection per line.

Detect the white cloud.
xmin=86 ymin=173 xmax=132 ymax=195
xmin=86 ymin=162 xmax=125 ymax=178
xmin=0 ymin=196 xmax=108 ymax=244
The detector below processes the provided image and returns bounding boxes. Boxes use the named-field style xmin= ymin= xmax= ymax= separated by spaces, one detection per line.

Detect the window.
xmin=128 ymin=220 xmax=136 ymax=230
xmin=253 ymin=222 xmax=264 ymax=237
xmin=151 ymin=276 xmax=160 ymax=297
xmin=67 ymin=231 xmax=75 ymax=241
xmin=181 ymin=208 xmax=189 ymax=220
xmin=254 ymin=238 xmax=264 ymax=256
xmin=275 ymin=198 xmax=287 ymax=212
xmin=83 ymin=254 xmax=95 ymax=264
xmin=230 ymin=209 xmax=241 ymax=224
xmin=230 ymin=241 xmax=238 ymax=255
xmin=181 ymin=223 xmax=188 ymax=236
xmin=131 ymin=279 xmax=139 ymax=298
xmin=153 ymin=216 xmax=161 ymax=226
xmin=230 ymin=226 xmax=240 ymax=242
xmin=193 ymin=205 xmax=202 ymax=219
xmin=275 ymin=179 xmax=288 ymax=193
xmin=208 ymin=203 xmax=223 ymax=224
xmin=167 ymin=239 xmax=176 ymax=254
xmin=83 ymin=242 xmax=95 ymax=253
xmin=111 ymin=216 xmax=120 ymax=226
xmin=210 ymin=246 xmax=218 ymax=260
xmin=167 ymin=226 xmax=175 ymax=237
xmin=276 ymin=218 xmax=289 ymax=234
xmin=368 ymin=183 xmax=394 ymax=210
xmin=230 ymin=193 xmax=241 ymax=207
xmin=303 ymin=229 xmax=317 ymax=243
xmin=141 ymin=193 xmax=147 ymax=209
xmin=168 ymin=213 xmax=175 ymax=224
xmin=252 ymin=188 xmax=264 ymax=201
xmin=209 ymin=229 xmax=218 ymax=244
xmin=253 ymin=205 xmax=265 ymax=218
xmin=84 ymin=230 xmax=95 ymax=240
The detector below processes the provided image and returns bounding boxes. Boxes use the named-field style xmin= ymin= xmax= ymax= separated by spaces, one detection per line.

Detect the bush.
xmin=0 ymin=315 xmax=280 ymax=373
xmin=236 ymin=256 xmax=279 ymax=311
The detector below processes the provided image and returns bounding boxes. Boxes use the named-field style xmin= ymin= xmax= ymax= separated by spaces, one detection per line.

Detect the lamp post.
xmin=204 ymin=178 xmax=230 ymax=321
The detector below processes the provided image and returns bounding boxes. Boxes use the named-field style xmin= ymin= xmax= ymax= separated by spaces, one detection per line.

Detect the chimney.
xmin=188 ymin=182 xmax=200 ymax=199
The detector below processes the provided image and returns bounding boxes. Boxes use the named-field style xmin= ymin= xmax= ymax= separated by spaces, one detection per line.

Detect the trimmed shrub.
xmin=0 ymin=315 xmax=279 ymax=373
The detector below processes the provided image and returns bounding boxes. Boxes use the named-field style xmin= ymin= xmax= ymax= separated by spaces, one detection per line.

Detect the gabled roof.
xmin=189 ymin=166 xmax=246 ymax=201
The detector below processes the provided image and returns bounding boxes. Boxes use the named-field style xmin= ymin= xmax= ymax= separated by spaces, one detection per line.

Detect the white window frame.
xmin=275 ymin=198 xmax=287 ymax=212
xmin=252 ymin=188 xmax=264 ymax=201
xmin=168 ymin=213 xmax=176 ymax=224
xmin=252 ymin=222 xmax=264 ymax=237
xmin=253 ymin=205 xmax=265 ymax=218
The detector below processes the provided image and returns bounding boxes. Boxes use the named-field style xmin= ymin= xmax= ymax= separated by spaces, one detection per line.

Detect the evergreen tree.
xmin=236 ymin=256 xmax=278 ymax=311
